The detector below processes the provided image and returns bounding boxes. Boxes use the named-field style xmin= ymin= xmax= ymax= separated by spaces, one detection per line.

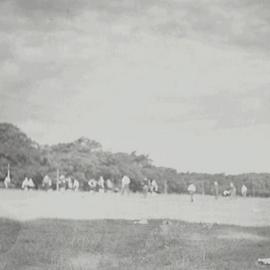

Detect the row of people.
xmin=42 ymin=175 xmax=129 ymax=193
xmin=42 ymin=175 xmax=80 ymax=191
xmin=3 ymin=174 xmax=247 ymax=198
xmin=187 ymin=182 xmax=249 ymax=202
xmin=220 ymin=182 xmax=248 ymax=198
xmin=58 ymin=175 xmax=80 ymax=191
xmin=42 ymin=175 xmax=159 ymax=195
xmin=88 ymin=177 xmax=114 ymax=192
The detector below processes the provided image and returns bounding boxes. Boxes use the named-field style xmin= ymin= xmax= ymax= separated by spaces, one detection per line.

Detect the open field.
xmin=0 ymin=190 xmax=270 ymax=226
xmin=0 ymin=190 xmax=270 ymax=269
xmin=0 ymin=218 xmax=270 ymax=270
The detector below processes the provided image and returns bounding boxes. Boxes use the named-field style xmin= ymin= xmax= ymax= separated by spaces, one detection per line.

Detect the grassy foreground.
xmin=0 ymin=218 xmax=269 ymax=270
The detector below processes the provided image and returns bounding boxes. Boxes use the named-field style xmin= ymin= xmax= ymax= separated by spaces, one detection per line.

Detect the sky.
xmin=0 ymin=0 xmax=270 ymax=174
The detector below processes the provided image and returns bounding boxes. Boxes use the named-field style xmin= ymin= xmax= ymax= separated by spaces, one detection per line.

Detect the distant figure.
xmin=151 ymin=179 xmax=158 ymax=193
xmin=42 ymin=175 xmax=52 ymax=191
xmin=214 ymin=181 xmax=219 ymax=199
xmin=22 ymin=177 xmax=29 ymax=191
xmin=241 ymin=184 xmax=248 ymax=197
xmin=106 ymin=179 xmax=113 ymax=192
xmin=88 ymin=179 xmax=97 ymax=193
xmin=121 ymin=175 xmax=130 ymax=195
xmin=142 ymin=177 xmax=149 ymax=197
xmin=230 ymin=182 xmax=236 ymax=197
xmin=73 ymin=179 xmax=79 ymax=192
xmin=187 ymin=183 xmax=196 ymax=202
xmin=98 ymin=176 xmax=105 ymax=193
xmin=223 ymin=190 xmax=231 ymax=197
xmin=67 ymin=177 xmax=73 ymax=190
xmin=59 ymin=175 xmax=66 ymax=192
xmin=4 ymin=175 xmax=11 ymax=189
xmin=164 ymin=180 xmax=168 ymax=194
xmin=28 ymin=178 xmax=35 ymax=190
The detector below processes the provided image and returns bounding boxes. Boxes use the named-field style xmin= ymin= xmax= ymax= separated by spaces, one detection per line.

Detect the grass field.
xmin=1 ymin=190 xmax=270 ymax=226
xmin=0 ymin=190 xmax=270 ymax=269
xmin=0 ymin=218 xmax=269 ymax=270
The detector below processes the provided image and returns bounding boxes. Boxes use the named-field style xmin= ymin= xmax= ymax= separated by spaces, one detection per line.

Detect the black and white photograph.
xmin=0 ymin=0 xmax=270 ymax=269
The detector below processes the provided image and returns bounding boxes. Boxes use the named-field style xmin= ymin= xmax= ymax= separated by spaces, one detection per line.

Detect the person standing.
xmin=230 ymin=182 xmax=236 ymax=198
xmin=67 ymin=177 xmax=73 ymax=190
xmin=59 ymin=175 xmax=66 ymax=192
xmin=106 ymin=178 xmax=113 ymax=192
xmin=98 ymin=176 xmax=105 ymax=193
xmin=187 ymin=183 xmax=196 ymax=202
xmin=214 ymin=181 xmax=219 ymax=199
xmin=151 ymin=179 xmax=158 ymax=194
xmin=164 ymin=180 xmax=168 ymax=194
xmin=88 ymin=178 xmax=97 ymax=193
xmin=73 ymin=179 xmax=79 ymax=192
xmin=121 ymin=175 xmax=130 ymax=195
xmin=28 ymin=178 xmax=35 ymax=190
xmin=22 ymin=177 xmax=29 ymax=191
xmin=42 ymin=175 xmax=52 ymax=191
xmin=142 ymin=177 xmax=149 ymax=197
xmin=4 ymin=175 xmax=11 ymax=189
xmin=241 ymin=184 xmax=248 ymax=197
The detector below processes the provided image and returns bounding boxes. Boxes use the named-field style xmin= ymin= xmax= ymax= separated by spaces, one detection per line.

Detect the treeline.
xmin=0 ymin=123 xmax=270 ymax=196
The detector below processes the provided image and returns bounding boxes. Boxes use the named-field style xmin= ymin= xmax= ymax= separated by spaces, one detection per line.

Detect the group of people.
xmin=11 ymin=174 xmax=159 ymax=195
xmin=187 ymin=181 xmax=249 ymax=202
xmin=58 ymin=175 xmax=80 ymax=192
xmin=142 ymin=178 xmax=159 ymax=197
xmin=21 ymin=177 xmax=35 ymax=191
xmin=222 ymin=182 xmax=248 ymax=198
xmin=87 ymin=175 xmax=159 ymax=195
xmin=42 ymin=175 xmax=80 ymax=192
xmin=87 ymin=176 xmax=114 ymax=193
xmin=2 ymin=171 xmax=248 ymax=200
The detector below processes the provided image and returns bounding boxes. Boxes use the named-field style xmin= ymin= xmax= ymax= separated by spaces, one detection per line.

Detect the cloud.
xmin=195 ymin=89 xmax=270 ymax=128
xmin=1 ymin=0 xmax=270 ymax=173
xmin=1 ymin=0 xmax=270 ymax=53
xmin=153 ymin=88 xmax=270 ymax=129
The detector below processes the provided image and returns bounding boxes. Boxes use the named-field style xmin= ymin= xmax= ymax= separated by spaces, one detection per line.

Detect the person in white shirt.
xmin=4 ymin=175 xmax=11 ymax=189
xmin=73 ymin=179 xmax=79 ymax=192
xmin=230 ymin=182 xmax=236 ymax=198
xmin=151 ymin=179 xmax=158 ymax=193
xmin=98 ymin=176 xmax=105 ymax=193
xmin=214 ymin=181 xmax=219 ymax=199
xmin=67 ymin=177 xmax=73 ymax=190
xmin=42 ymin=175 xmax=52 ymax=191
xmin=28 ymin=178 xmax=35 ymax=190
xmin=142 ymin=177 xmax=149 ymax=197
xmin=121 ymin=175 xmax=130 ymax=195
xmin=22 ymin=177 xmax=29 ymax=191
xmin=187 ymin=183 xmax=196 ymax=202
xmin=106 ymin=179 xmax=113 ymax=192
xmin=59 ymin=175 xmax=66 ymax=192
xmin=241 ymin=184 xmax=248 ymax=197
xmin=88 ymin=179 xmax=97 ymax=193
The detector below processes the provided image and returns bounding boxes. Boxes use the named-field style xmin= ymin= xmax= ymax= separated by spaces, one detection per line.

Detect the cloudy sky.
xmin=1 ymin=0 xmax=270 ymax=174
